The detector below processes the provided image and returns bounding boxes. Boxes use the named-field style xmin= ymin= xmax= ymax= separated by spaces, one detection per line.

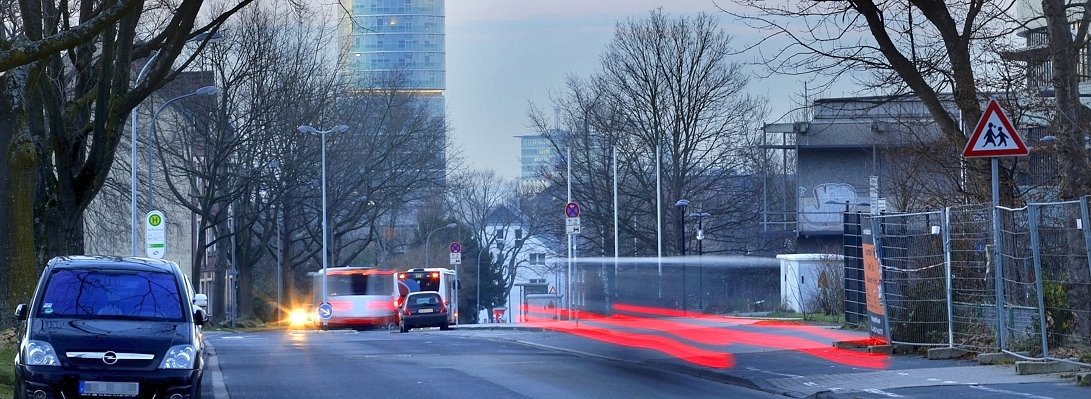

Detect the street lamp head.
xmin=297 ymin=125 xmax=318 ymax=134
xmin=195 ymin=86 xmax=219 ymax=96
xmin=333 ymin=124 xmax=350 ymax=133
xmin=445 ymin=222 xmax=457 ymax=228
xmin=675 ymin=199 xmax=690 ymax=209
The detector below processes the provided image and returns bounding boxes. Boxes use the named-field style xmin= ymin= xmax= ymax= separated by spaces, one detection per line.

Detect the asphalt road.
xmin=203 ymin=328 xmax=781 ymax=398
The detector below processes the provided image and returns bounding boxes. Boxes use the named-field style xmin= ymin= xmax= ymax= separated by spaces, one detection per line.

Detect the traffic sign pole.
xmin=961 ymin=99 xmax=1027 ymax=351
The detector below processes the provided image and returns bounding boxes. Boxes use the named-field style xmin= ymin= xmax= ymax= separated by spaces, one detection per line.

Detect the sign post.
xmin=961 ymin=99 xmax=1028 ymax=351
xmin=145 ymin=210 xmax=166 ymax=259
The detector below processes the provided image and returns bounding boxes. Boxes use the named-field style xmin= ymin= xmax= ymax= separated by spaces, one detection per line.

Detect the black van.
xmin=12 ymin=256 xmax=208 ymax=399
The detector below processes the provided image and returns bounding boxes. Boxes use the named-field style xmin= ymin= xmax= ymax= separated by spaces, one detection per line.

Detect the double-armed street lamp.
xmin=298 ymin=124 xmax=350 ymax=329
xmin=130 ymin=31 xmax=223 ymax=256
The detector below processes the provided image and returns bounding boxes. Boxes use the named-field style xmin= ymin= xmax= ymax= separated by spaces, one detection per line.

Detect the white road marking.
xmin=862 ymin=388 xmax=903 ymax=397
xmin=969 ymin=385 xmax=1055 ymax=399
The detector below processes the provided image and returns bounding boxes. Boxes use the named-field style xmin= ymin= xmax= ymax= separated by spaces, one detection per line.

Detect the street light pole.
xmin=425 ymin=223 xmax=457 ymax=269
xmin=675 ymin=199 xmax=689 ymax=314
xmin=477 ymin=243 xmax=487 ymax=323
xmin=298 ymin=124 xmax=349 ymax=330
xmin=690 ymin=211 xmax=710 ymax=310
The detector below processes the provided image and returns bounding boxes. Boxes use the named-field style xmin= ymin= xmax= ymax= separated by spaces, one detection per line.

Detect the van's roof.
xmin=48 ymin=255 xmax=179 ymax=273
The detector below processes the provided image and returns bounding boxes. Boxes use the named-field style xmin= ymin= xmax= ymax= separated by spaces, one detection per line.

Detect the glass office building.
xmin=339 ymin=0 xmax=445 ymax=96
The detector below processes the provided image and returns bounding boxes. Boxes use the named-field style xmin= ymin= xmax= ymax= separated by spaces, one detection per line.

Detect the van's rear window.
xmin=38 ymin=268 xmax=184 ymax=321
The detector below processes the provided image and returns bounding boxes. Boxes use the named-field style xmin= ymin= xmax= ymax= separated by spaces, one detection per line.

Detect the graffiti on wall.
xmin=799 ymin=183 xmax=865 ymax=232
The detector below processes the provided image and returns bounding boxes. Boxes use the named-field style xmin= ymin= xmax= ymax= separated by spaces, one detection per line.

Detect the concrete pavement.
xmin=200 ymin=314 xmax=1087 ymax=398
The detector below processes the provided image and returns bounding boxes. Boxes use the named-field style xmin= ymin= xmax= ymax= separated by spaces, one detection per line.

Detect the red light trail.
xmin=522 ymin=303 xmax=888 ymax=370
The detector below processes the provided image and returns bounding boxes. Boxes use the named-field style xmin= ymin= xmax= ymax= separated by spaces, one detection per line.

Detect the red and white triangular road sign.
xmin=962 ymin=99 xmax=1028 ymax=158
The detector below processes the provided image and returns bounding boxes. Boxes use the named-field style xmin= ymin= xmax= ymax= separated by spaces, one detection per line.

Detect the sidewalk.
xmin=448 ymin=316 xmax=1086 ymax=398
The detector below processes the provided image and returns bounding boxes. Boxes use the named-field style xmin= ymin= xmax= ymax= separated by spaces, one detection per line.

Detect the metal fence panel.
xmin=843 ymin=212 xmax=867 ymax=327
xmin=946 ymin=204 xmax=999 ymax=352
xmin=873 ymin=211 xmax=948 ymax=346
xmin=1028 ymin=200 xmax=1091 ymax=364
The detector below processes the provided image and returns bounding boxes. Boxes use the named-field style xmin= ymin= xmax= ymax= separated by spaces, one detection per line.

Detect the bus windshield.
xmin=398 ymin=271 xmax=440 ymax=292
xmin=327 ymin=273 xmax=393 ymax=296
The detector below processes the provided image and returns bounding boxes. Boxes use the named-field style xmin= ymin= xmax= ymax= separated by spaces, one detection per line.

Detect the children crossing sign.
xmin=962 ymin=99 xmax=1029 ymax=158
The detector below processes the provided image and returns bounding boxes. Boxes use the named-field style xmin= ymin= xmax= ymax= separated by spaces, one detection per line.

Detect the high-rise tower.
xmin=339 ymin=0 xmax=445 ymax=109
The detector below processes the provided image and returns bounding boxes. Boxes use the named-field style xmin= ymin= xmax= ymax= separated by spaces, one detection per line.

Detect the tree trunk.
xmin=237 ymin=260 xmax=254 ymax=320
xmin=3 ymin=70 xmax=42 ymax=313
xmin=1043 ymin=0 xmax=1091 ymax=199
xmin=8 ymin=125 xmax=41 ymax=309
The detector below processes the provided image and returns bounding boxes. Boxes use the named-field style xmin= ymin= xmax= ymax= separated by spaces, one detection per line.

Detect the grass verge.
xmin=1 ymin=327 xmax=16 ymax=399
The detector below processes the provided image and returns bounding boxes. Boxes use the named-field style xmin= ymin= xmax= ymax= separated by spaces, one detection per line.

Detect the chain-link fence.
xmin=868 ymin=199 xmax=1091 ymax=366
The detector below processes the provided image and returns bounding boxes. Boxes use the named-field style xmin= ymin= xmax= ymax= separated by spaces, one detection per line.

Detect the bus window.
xmin=328 ymin=273 xmax=393 ymax=296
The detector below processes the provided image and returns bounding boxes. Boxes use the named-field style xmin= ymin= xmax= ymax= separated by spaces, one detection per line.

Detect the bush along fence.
xmin=844 ymin=200 xmax=1091 ymax=367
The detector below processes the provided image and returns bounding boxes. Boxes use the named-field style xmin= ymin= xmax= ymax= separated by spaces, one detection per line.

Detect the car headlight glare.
xmin=159 ymin=345 xmax=196 ymax=369
xmin=25 ymin=340 xmax=60 ymax=366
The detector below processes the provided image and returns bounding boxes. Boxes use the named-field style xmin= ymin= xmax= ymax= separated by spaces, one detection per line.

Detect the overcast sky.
xmin=445 ymin=1 xmax=801 ymax=179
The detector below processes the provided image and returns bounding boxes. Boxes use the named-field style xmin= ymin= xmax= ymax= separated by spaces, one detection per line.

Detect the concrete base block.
xmin=1015 ymin=361 xmax=1082 ymax=375
xmin=833 ymin=340 xmax=866 ymax=350
xmin=1076 ymin=372 xmax=1091 ymax=387
xmin=977 ymin=352 xmax=1025 ymax=365
xmin=867 ymin=345 xmax=894 ymax=354
xmin=927 ymin=347 xmax=969 ymax=360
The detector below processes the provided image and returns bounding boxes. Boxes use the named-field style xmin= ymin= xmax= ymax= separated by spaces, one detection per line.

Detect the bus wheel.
xmin=440 ymin=323 xmax=450 ymax=331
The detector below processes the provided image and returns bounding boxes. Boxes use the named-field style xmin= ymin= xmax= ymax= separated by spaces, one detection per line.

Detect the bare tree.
xmin=0 ymin=0 xmax=258 ymax=319
xmin=531 ymin=10 xmax=767 ymax=259
xmin=151 ymin=2 xmax=339 ymax=320
xmin=723 ymin=1 xmax=1081 ymax=204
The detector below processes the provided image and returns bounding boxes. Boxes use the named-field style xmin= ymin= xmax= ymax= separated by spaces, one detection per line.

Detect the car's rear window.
xmin=37 ymin=268 xmax=184 ymax=321
xmin=409 ymin=294 xmax=440 ymax=306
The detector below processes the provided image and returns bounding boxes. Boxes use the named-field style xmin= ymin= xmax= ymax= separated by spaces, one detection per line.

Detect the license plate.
xmin=80 ymin=381 xmax=139 ymax=397
xmin=418 ymin=308 xmax=433 ymax=313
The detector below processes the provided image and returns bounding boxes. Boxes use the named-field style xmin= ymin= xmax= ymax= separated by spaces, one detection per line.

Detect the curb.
xmin=205 ymin=340 xmax=230 ymax=399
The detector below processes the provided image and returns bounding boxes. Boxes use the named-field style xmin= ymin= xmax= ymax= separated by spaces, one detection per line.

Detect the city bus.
xmin=396 ymin=268 xmax=458 ymax=324
xmin=310 ymin=267 xmax=397 ymax=329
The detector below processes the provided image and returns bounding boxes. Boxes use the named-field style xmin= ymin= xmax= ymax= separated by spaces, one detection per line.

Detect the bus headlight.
xmin=289 ymin=309 xmax=310 ymax=326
